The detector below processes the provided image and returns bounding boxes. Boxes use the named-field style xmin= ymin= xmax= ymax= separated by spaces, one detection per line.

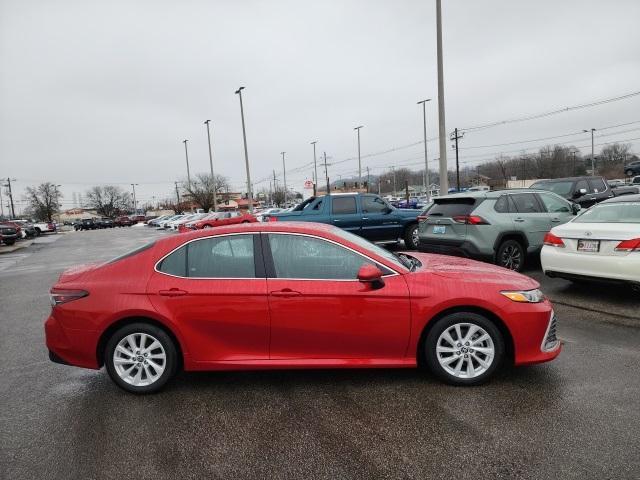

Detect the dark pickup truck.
xmin=530 ymin=176 xmax=638 ymax=208
xmin=268 ymin=193 xmax=423 ymax=248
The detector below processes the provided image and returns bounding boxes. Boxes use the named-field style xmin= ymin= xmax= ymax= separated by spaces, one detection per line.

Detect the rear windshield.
xmin=426 ymin=198 xmax=478 ymax=217
xmin=108 ymin=241 xmax=156 ymax=264
xmin=573 ymin=203 xmax=640 ymax=223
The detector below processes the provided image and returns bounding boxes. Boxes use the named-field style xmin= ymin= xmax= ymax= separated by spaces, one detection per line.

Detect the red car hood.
xmin=406 ymin=252 xmax=539 ymax=290
xmin=57 ymin=262 xmax=103 ymax=283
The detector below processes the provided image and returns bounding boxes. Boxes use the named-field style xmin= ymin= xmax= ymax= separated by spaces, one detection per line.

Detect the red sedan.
xmin=188 ymin=211 xmax=257 ymax=231
xmin=45 ymin=222 xmax=560 ymax=393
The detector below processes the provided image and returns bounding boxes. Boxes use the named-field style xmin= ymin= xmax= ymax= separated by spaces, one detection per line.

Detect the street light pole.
xmin=130 ymin=183 xmax=139 ymax=213
xmin=324 ymin=152 xmax=330 ymax=194
xmin=281 ymin=151 xmax=287 ymax=206
xmin=182 ymin=139 xmax=192 ymax=190
xmin=436 ymin=0 xmax=448 ymax=194
xmin=354 ymin=126 xmax=363 ymax=183
xmin=583 ymin=128 xmax=596 ymax=174
xmin=204 ymin=119 xmax=217 ymax=212
xmin=5 ymin=178 xmax=16 ymax=219
xmin=311 ymin=141 xmax=318 ymax=196
xmin=235 ymin=87 xmax=254 ymax=213
xmin=417 ymin=99 xmax=432 ymax=201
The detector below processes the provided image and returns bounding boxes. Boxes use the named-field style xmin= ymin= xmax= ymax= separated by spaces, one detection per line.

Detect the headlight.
xmin=500 ymin=289 xmax=545 ymax=303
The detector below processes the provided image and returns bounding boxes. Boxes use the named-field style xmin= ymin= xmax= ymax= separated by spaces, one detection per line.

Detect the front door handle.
xmin=362 ymin=217 xmax=369 ymax=220
xmin=270 ymin=288 xmax=301 ymax=298
xmin=551 ymin=217 xmax=561 ymax=222
xmin=514 ymin=217 xmax=525 ymax=222
xmin=159 ymin=288 xmax=188 ymax=297
xmin=332 ymin=219 xmax=341 ymax=222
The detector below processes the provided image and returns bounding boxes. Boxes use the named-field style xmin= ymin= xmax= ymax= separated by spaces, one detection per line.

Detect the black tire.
xmin=4 ymin=239 xmax=16 ymax=246
xmin=34 ymin=227 xmax=41 ymax=235
xmin=626 ymin=169 xmax=634 ymax=177
xmin=496 ymin=239 xmax=525 ymax=272
xmin=104 ymin=322 xmax=178 ymax=394
xmin=403 ymin=223 xmax=420 ymax=250
xmin=424 ymin=312 xmax=504 ymax=386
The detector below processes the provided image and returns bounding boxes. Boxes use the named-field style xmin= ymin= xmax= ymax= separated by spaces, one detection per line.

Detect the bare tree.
xmin=182 ymin=173 xmax=230 ymax=212
xmin=84 ymin=185 xmax=131 ymax=217
xmin=25 ymin=182 xmax=61 ymax=221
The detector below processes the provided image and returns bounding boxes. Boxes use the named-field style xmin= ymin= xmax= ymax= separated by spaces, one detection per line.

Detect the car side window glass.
xmin=187 ymin=235 xmax=256 ymax=278
xmin=575 ymin=180 xmax=589 ymax=194
xmin=588 ymin=178 xmax=606 ymax=193
xmin=312 ymin=199 xmax=323 ymax=211
xmin=158 ymin=245 xmax=187 ymax=277
xmin=538 ymin=193 xmax=570 ymax=213
xmin=268 ymin=234 xmax=374 ymax=280
xmin=332 ymin=196 xmax=357 ymax=214
xmin=512 ymin=193 xmax=543 ymax=213
xmin=362 ymin=196 xmax=388 ymax=213
xmin=494 ymin=195 xmax=510 ymax=213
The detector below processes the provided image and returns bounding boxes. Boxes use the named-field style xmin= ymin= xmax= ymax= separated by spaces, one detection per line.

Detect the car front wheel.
xmin=104 ymin=323 xmax=178 ymax=394
xmin=424 ymin=312 xmax=504 ymax=386
xmin=404 ymin=223 xmax=420 ymax=250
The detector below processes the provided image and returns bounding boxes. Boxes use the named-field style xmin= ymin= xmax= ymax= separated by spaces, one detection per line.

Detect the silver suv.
xmin=417 ymin=189 xmax=579 ymax=271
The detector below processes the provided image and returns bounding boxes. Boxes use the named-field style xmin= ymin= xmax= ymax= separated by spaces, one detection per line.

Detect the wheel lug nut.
xmin=465 ymin=342 xmax=469 ymax=346
xmin=456 ymin=351 xmax=460 ymax=355
xmin=464 ymin=354 xmax=468 ymax=358
xmin=469 ymin=349 xmax=474 ymax=353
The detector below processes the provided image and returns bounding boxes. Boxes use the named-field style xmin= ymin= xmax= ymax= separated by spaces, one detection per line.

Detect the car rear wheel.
xmin=403 ymin=223 xmax=420 ymax=250
xmin=3 ymin=239 xmax=16 ymax=246
xmin=626 ymin=169 xmax=634 ymax=176
xmin=105 ymin=323 xmax=178 ymax=394
xmin=424 ymin=312 xmax=504 ymax=386
xmin=496 ymin=239 xmax=525 ymax=271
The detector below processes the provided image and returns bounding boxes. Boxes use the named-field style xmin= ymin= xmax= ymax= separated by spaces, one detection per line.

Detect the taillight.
xmin=417 ymin=215 xmax=428 ymax=222
xmin=268 ymin=216 xmax=278 ymax=222
xmin=543 ymin=232 xmax=565 ymax=247
xmin=452 ymin=215 xmax=490 ymax=225
xmin=614 ymin=238 xmax=640 ymax=252
xmin=49 ymin=289 xmax=88 ymax=306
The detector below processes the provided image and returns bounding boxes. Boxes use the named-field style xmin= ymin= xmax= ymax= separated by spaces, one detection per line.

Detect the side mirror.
xmin=357 ymin=264 xmax=385 ymax=289
xmin=573 ymin=188 xmax=587 ymax=198
xmin=571 ymin=203 xmax=581 ymax=215
xmin=383 ymin=207 xmax=393 ymax=214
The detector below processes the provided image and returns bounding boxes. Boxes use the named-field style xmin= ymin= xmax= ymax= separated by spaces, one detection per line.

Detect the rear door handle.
xmin=514 ymin=218 xmax=525 ymax=222
xmin=270 ymin=288 xmax=301 ymax=298
xmin=158 ymin=288 xmax=188 ymax=297
xmin=551 ymin=217 xmax=561 ymax=222
xmin=333 ymin=219 xmax=341 ymax=222
xmin=362 ymin=217 xmax=369 ymax=220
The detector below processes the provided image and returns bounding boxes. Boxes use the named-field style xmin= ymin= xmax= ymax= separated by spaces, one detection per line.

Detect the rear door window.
xmin=428 ymin=198 xmax=477 ymax=217
xmin=588 ymin=178 xmax=607 ymax=193
xmin=332 ymin=196 xmax=357 ymax=214
xmin=494 ymin=195 xmax=515 ymax=213
xmin=362 ymin=195 xmax=389 ymax=213
xmin=511 ymin=193 xmax=543 ymax=213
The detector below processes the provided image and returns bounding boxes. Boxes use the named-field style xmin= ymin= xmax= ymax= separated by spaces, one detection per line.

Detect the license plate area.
xmin=432 ymin=225 xmax=446 ymax=234
xmin=577 ymin=239 xmax=600 ymax=252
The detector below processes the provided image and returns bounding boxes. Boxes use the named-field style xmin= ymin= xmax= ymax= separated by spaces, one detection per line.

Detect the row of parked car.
xmin=147 ymin=211 xmax=260 ymax=232
xmin=0 ymin=220 xmax=56 ymax=246
xmin=73 ymin=215 xmax=147 ymax=230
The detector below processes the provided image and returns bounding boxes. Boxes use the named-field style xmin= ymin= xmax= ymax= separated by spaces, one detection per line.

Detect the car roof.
xmin=530 ymin=176 xmax=602 ymax=183
xmin=599 ymin=194 xmax=640 ymax=204
xmin=433 ymin=188 xmax=555 ymax=200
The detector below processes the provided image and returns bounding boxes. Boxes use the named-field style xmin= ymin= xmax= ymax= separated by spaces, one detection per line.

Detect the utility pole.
xmin=174 ymin=181 xmax=181 ymax=209
xmin=354 ymin=125 xmax=363 ymax=182
xmin=366 ymin=166 xmax=370 ymax=193
xmin=418 ymin=99 xmax=432 ymax=201
xmin=583 ymin=128 xmax=596 ymax=174
xmin=204 ymin=119 xmax=217 ymax=212
xmin=311 ymin=141 xmax=318 ymax=196
xmin=323 ymin=152 xmax=330 ymax=194
xmin=6 ymin=178 xmax=16 ymax=219
xmin=449 ymin=128 xmax=463 ymax=191
xmin=391 ymin=166 xmax=397 ymax=196
xmin=281 ymin=151 xmax=287 ymax=206
xmin=235 ymin=86 xmax=254 ymax=213
xmin=570 ymin=150 xmax=577 ymax=175
xmin=436 ymin=0 xmax=448 ymax=194
xmin=182 ymin=140 xmax=192 ymax=190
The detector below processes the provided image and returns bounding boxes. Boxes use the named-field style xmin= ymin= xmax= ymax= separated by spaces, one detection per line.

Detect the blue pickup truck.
xmin=268 ymin=193 xmax=423 ymax=249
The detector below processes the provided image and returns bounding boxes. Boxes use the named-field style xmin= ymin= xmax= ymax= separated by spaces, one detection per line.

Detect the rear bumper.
xmin=541 ymin=247 xmax=640 ymax=284
xmin=45 ymin=313 xmax=100 ymax=369
xmin=418 ymin=237 xmax=491 ymax=261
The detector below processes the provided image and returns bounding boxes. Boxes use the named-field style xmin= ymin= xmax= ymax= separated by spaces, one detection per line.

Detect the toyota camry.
xmin=45 ymin=222 xmax=560 ymax=393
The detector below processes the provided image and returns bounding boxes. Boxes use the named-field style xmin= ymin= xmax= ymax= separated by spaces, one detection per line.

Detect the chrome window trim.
xmin=154 ymin=232 xmax=260 ymax=280
xmin=265 ymin=231 xmax=401 ymax=280
xmin=154 ymin=230 xmax=403 ymax=281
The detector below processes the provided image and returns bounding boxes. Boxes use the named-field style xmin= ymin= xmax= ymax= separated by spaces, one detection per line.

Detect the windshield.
xmin=328 ymin=226 xmax=408 ymax=271
xmin=531 ymin=181 xmax=574 ymax=196
xmin=573 ymin=202 xmax=640 ymax=223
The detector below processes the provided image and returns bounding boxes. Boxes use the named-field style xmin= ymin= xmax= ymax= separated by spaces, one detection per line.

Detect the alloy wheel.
xmin=411 ymin=227 xmax=420 ymax=248
xmin=435 ymin=322 xmax=495 ymax=379
xmin=113 ymin=333 xmax=166 ymax=387
xmin=500 ymin=244 xmax=522 ymax=270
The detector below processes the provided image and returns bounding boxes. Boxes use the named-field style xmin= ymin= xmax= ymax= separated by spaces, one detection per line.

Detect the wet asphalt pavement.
xmin=1 ymin=227 xmax=639 ymax=480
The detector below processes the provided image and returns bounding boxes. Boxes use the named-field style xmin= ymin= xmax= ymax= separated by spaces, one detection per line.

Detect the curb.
xmin=0 ymin=241 xmax=33 ymax=254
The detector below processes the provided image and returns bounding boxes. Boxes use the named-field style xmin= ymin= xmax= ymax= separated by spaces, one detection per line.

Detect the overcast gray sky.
xmin=1 ymin=0 xmax=639 ymax=212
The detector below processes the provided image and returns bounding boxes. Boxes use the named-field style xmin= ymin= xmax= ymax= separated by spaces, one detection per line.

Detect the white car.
xmin=167 ymin=213 xmax=207 ymax=230
xmin=541 ymin=195 xmax=640 ymax=288
xmin=157 ymin=215 xmax=184 ymax=229
xmin=256 ymin=207 xmax=283 ymax=222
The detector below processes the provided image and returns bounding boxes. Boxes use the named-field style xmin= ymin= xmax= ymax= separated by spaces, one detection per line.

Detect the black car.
xmin=624 ymin=160 xmax=640 ymax=177
xmin=78 ymin=218 xmax=96 ymax=230
xmin=95 ymin=217 xmax=115 ymax=228
xmin=0 ymin=224 xmax=19 ymax=245
xmin=530 ymin=176 xmax=637 ymax=208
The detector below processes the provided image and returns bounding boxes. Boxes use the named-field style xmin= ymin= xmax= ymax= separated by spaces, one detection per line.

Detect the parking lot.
xmin=1 ymin=227 xmax=639 ymax=480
